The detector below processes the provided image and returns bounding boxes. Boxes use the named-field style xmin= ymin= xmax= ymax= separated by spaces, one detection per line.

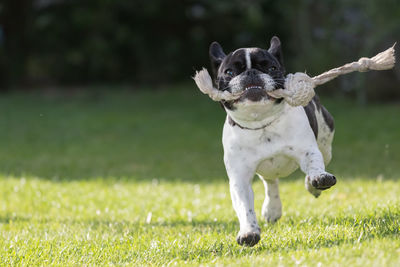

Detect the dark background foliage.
xmin=0 ymin=0 xmax=399 ymax=101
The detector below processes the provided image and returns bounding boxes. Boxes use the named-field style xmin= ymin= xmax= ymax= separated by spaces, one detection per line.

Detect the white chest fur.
xmin=222 ymin=103 xmax=318 ymax=180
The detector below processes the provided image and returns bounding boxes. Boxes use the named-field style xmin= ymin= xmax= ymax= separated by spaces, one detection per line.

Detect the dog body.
xmin=209 ymin=37 xmax=337 ymax=246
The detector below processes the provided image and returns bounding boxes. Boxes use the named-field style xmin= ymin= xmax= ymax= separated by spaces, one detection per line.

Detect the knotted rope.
xmin=194 ymin=44 xmax=396 ymax=107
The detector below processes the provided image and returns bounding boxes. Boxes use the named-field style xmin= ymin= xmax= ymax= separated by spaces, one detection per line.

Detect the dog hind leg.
xmin=259 ymin=176 xmax=282 ymax=223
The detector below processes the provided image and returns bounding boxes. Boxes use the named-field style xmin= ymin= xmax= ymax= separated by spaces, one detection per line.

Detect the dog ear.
xmin=268 ymin=36 xmax=284 ymax=66
xmin=209 ymin=41 xmax=226 ymax=77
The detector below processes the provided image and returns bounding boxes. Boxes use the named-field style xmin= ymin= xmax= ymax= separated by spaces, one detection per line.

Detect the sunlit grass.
xmin=0 ymin=86 xmax=399 ymax=265
xmin=1 ymin=177 xmax=399 ymax=266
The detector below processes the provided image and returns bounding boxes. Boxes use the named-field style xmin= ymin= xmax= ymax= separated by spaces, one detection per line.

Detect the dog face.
xmin=209 ymin=37 xmax=285 ymax=110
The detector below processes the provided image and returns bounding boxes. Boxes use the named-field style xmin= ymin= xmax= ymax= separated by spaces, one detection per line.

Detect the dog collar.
xmin=228 ymin=116 xmax=275 ymax=130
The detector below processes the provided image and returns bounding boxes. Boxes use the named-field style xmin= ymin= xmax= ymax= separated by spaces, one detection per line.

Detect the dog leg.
xmin=296 ymin=149 xmax=337 ymax=196
xmin=225 ymin=163 xmax=260 ymax=247
xmin=259 ymin=177 xmax=282 ymax=222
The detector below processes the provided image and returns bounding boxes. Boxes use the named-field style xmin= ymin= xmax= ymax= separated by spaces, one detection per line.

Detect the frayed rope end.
xmin=359 ymin=43 xmax=396 ymax=71
xmin=193 ymin=68 xmax=238 ymax=101
xmin=193 ymin=68 xmax=215 ymax=97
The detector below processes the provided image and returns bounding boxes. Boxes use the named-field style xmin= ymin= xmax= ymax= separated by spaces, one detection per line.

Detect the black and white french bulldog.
xmin=208 ymin=36 xmax=336 ymax=246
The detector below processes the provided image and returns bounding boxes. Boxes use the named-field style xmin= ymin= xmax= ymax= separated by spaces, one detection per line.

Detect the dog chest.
xmin=223 ymin=121 xmax=301 ymax=179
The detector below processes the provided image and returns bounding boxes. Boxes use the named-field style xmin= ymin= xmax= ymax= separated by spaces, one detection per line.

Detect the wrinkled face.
xmin=209 ymin=37 xmax=285 ymax=109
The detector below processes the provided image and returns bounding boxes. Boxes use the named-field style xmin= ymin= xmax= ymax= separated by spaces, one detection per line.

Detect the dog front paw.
xmin=308 ymin=173 xmax=337 ymax=190
xmin=236 ymin=232 xmax=261 ymax=247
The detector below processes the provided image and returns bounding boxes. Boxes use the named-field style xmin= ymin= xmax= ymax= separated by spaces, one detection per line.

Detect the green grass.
xmin=0 ymin=85 xmax=399 ymax=266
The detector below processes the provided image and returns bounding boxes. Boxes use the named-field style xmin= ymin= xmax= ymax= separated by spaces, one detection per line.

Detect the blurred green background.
xmin=0 ymin=2 xmax=399 ymax=264
xmin=0 ymin=0 xmax=399 ymax=102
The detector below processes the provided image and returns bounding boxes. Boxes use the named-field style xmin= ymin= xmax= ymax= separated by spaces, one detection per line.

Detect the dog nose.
xmin=245 ymin=69 xmax=258 ymax=77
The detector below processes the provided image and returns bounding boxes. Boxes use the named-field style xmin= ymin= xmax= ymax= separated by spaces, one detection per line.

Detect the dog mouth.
xmin=236 ymin=85 xmax=277 ymax=102
xmin=245 ymin=85 xmax=263 ymax=91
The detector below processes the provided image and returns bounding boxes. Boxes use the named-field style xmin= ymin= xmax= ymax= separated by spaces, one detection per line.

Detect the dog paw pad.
xmin=236 ymin=232 xmax=260 ymax=247
xmin=311 ymin=173 xmax=336 ymax=190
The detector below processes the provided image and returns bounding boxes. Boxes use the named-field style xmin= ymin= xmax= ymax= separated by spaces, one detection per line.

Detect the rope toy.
xmin=194 ymin=44 xmax=396 ymax=107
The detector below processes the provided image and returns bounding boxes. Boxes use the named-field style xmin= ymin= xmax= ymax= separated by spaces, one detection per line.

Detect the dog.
xmin=207 ymin=36 xmax=337 ymax=247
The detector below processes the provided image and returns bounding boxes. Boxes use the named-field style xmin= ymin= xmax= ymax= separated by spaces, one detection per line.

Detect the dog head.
xmin=209 ymin=36 xmax=285 ymax=111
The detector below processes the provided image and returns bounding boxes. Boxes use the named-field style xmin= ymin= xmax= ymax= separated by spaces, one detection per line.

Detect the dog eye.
xmin=268 ymin=66 xmax=277 ymax=72
xmin=225 ymin=69 xmax=234 ymax=76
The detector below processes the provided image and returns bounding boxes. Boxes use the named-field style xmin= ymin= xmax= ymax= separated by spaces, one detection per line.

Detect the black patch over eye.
xmin=225 ymin=69 xmax=234 ymax=76
xmin=233 ymin=61 xmax=245 ymax=70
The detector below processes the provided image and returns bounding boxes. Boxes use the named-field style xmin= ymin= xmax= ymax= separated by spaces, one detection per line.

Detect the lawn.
xmin=0 ymin=85 xmax=399 ymax=266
